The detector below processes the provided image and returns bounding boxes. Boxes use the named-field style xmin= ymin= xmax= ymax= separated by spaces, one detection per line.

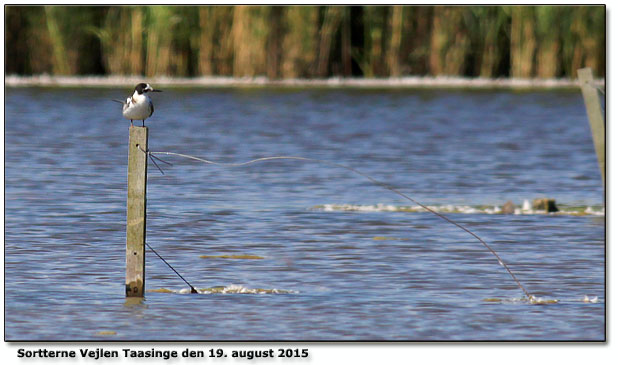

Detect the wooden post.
xmin=577 ymin=68 xmax=605 ymax=186
xmin=126 ymin=126 xmax=148 ymax=297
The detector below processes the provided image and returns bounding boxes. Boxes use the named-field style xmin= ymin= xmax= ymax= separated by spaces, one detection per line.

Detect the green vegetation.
xmin=5 ymin=5 xmax=605 ymax=78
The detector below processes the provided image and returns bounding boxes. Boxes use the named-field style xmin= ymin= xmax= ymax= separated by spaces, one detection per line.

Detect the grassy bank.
xmin=4 ymin=74 xmax=605 ymax=89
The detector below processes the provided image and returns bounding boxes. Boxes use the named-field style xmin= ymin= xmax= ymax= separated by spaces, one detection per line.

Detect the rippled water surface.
xmin=4 ymin=87 xmax=605 ymax=340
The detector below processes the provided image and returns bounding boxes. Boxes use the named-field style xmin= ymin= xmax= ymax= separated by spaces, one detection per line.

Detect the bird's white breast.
xmin=122 ymin=92 xmax=153 ymax=120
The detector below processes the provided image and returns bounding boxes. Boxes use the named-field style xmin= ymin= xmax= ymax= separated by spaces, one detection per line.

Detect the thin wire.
xmin=149 ymin=154 xmax=165 ymax=175
xmin=147 ymin=151 xmax=533 ymax=300
xmin=146 ymin=241 xmax=198 ymax=294
xmin=150 ymin=153 xmax=173 ymax=166
xmin=137 ymin=145 xmax=167 ymax=175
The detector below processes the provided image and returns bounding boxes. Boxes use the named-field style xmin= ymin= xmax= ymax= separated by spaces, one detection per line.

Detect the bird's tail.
xmin=111 ymin=99 xmax=125 ymax=104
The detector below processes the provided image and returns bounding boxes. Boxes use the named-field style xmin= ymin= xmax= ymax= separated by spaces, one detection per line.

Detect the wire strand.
xmin=146 ymin=241 xmax=198 ymax=293
xmin=147 ymin=150 xmax=533 ymax=300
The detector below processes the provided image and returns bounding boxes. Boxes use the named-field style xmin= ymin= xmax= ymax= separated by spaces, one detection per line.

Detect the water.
xmin=4 ymin=87 xmax=605 ymax=341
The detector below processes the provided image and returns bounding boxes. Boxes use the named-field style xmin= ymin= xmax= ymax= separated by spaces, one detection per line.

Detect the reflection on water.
xmin=124 ymin=297 xmax=147 ymax=308
xmin=4 ymin=87 xmax=604 ymax=340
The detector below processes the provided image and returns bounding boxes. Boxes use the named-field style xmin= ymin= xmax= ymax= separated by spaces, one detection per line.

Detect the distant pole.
xmin=577 ymin=68 xmax=605 ymax=186
xmin=126 ymin=126 xmax=148 ymax=297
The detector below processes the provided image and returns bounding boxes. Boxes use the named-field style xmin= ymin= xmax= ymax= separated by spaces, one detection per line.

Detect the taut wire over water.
xmin=143 ymin=148 xmax=534 ymax=300
xmin=146 ymin=242 xmax=198 ymax=294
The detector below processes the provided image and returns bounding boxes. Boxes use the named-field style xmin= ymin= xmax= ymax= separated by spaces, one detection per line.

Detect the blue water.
xmin=4 ymin=86 xmax=605 ymax=340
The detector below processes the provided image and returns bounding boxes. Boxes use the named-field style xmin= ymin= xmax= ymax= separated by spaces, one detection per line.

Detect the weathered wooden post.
xmin=126 ymin=126 xmax=148 ymax=297
xmin=577 ymin=68 xmax=605 ymax=186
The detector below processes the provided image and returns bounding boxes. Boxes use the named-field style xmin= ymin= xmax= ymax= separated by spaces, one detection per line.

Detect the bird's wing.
xmin=149 ymin=99 xmax=154 ymax=117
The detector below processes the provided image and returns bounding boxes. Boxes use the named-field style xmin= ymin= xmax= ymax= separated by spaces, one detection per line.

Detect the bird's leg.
xmin=142 ymin=120 xmax=145 ymax=127
xmin=130 ymin=120 xmax=134 ymax=127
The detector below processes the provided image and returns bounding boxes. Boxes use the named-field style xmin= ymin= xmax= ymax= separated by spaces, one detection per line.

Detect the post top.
xmin=577 ymin=67 xmax=593 ymax=81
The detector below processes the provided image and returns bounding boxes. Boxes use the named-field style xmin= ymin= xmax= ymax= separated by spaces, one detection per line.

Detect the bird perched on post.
xmin=113 ymin=83 xmax=162 ymax=127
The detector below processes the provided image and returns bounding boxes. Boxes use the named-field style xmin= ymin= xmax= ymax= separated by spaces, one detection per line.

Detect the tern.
xmin=113 ymin=83 xmax=162 ymax=127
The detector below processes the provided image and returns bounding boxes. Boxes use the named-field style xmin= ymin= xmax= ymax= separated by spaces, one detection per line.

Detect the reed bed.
xmin=5 ymin=5 xmax=605 ymax=79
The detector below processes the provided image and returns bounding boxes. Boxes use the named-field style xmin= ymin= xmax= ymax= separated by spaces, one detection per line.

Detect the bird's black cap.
xmin=134 ymin=83 xmax=162 ymax=94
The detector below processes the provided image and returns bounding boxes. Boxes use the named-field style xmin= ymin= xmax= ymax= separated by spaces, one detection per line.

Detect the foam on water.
xmin=149 ymin=285 xmax=298 ymax=295
xmin=314 ymin=203 xmax=604 ymax=216
xmin=483 ymin=295 xmax=603 ymax=305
